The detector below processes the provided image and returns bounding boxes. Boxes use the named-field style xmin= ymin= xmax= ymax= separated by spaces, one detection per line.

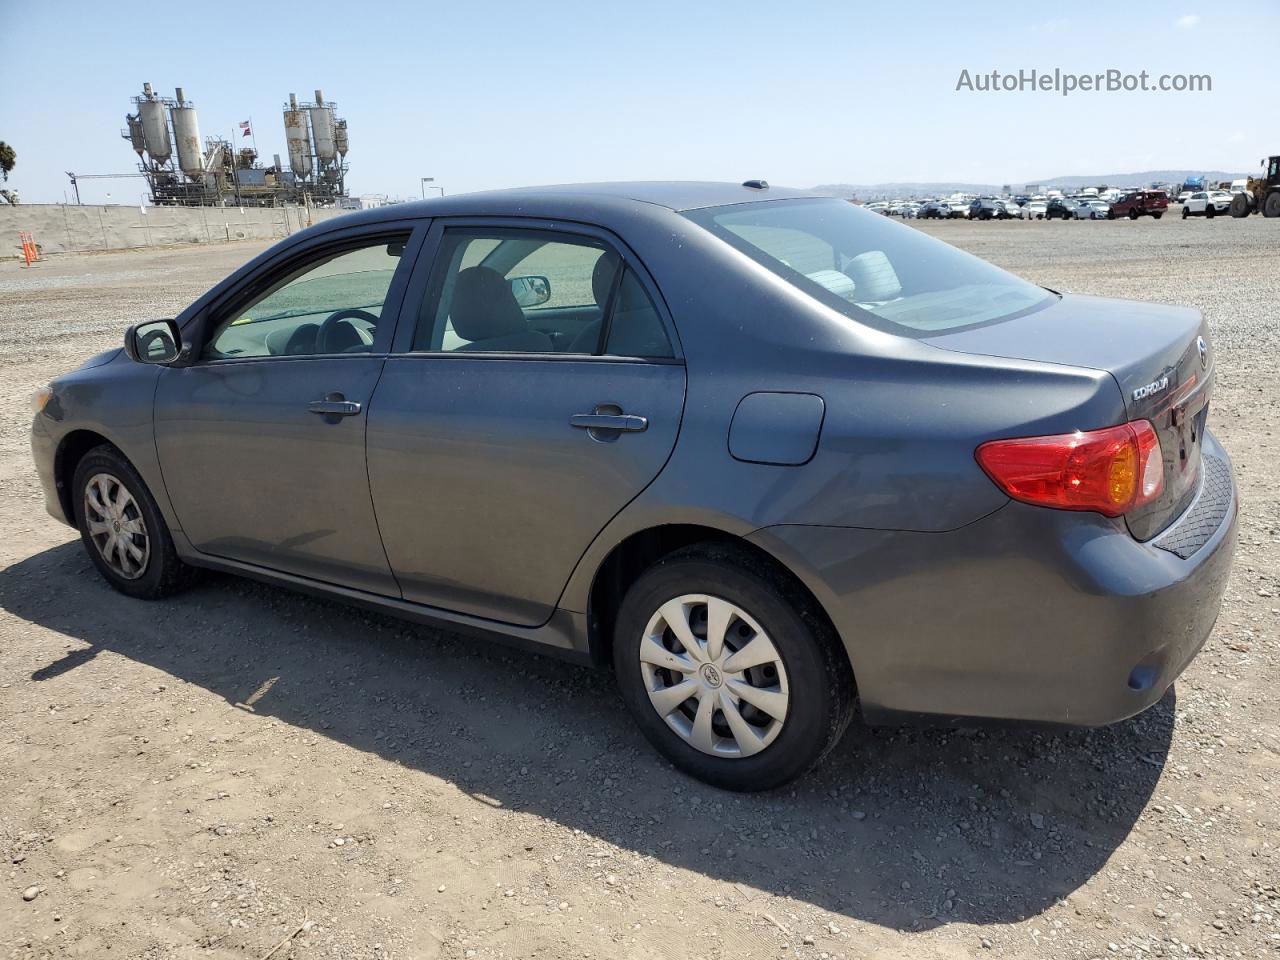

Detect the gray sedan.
xmin=31 ymin=182 xmax=1237 ymax=791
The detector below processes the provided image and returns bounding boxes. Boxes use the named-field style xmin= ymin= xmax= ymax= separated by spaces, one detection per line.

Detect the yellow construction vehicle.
xmin=1229 ymin=156 xmax=1280 ymax=217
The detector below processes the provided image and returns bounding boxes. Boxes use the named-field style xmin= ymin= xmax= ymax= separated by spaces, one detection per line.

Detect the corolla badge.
xmin=1197 ymin=336 xmax=1208 ymax=369
xmin=1132 ymin=376 xmax=1170 ymax=401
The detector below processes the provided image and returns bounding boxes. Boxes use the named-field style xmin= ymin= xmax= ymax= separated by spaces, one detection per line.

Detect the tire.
xmin=1230 ymin=194 xmax=1251 ymax=218
xmin=1182 ymin=206 xmax=1189 ymax=219
xmin=1265 ymin=191 xmax=1280 ymax=218
xmin=1204 ymin=205 xmax=1214 ymax=219
xmin=612 ymin=543 xmax=855 ymax=791
xmin=72 ymin=444 xmax=197 ymax=600
xmin=1107 ymin=210 xmax=1115 ymax=220
xmin=1128 ymin=209 xmax=1139 ymax=220
xmin=1151 ymin=212 xmax=1163 ymax=219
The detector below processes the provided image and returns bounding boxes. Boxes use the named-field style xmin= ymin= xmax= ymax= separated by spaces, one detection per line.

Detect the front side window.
xmin=207 ymin=237 xmax=407 ymax=359
xmin=683 ymin=198 xmax=1053 ymax=336
xmin=413 ymin=227 xmax=673 ymax=357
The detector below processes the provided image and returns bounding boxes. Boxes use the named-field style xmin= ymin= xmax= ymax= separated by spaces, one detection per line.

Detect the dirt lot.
xmin=2 ymin=215 xmax=1278 ymax=960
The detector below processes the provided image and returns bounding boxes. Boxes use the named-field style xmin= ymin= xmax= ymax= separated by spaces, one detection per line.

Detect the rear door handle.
xmin=569 ymin=413 xmax=648 ymax=433
xmin=308 ymin=398 xmax=362 ymax=417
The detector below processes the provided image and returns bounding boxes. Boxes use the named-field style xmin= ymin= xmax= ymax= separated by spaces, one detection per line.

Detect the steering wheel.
xmin=316 ymin=308 xmax=379 ymax=354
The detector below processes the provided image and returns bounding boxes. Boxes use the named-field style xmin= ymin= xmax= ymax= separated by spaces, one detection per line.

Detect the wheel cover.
xmin=638 ymin=594 xmax=790 ymax=759
xmin=84 ymin=473 xmax=150 ymax=580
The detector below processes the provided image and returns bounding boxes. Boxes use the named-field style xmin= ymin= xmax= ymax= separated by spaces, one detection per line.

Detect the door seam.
xmin=362 ymin=356 xmax=406 ymax=600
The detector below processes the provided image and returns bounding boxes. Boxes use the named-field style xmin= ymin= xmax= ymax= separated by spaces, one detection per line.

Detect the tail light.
xmin=976 ymin=421 xmax=1163 ymax=517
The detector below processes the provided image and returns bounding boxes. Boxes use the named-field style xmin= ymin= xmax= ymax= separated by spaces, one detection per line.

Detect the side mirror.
xmin=124 ymin=319 xmax=183 ymax=365
xmin=510 ymin=275 xmax=551 ymax=309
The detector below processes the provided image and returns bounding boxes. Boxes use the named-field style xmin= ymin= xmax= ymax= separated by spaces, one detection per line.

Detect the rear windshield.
xmin=682 ymin=198 xmax=1054 ymax=336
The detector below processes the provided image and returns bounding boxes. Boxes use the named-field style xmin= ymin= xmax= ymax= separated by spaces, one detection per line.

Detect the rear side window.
xmin=605 ymin=269 xmax=674 ymax=358
xmin=412 ymin=227 xmax=674 ymax=358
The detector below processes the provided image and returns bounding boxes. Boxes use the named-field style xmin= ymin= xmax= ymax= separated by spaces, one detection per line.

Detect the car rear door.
xmin=153 ymin=221 xmax=427 ymax=595
xmin=365 ymin=218 xmax=686 ymax=626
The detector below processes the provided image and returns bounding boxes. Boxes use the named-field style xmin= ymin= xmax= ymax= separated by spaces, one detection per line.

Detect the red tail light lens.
xmin=976 ymin=421 xmax=1164 ymax=517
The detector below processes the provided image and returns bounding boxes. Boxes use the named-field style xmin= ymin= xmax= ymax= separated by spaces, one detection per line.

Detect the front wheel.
xmin=612 ymin=544 xmax=855 ymax=791
xmin=1182 ymin=206 xmax=1189 ymax=219
xmin=72 ymin=445 xmax=197 ymax=599
xmin=1204 ymin=205 xmax=1214 ymax=219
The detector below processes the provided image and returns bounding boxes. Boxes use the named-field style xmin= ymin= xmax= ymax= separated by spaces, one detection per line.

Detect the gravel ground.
xmin=1 ymin=215 xmax=1278 ymax=960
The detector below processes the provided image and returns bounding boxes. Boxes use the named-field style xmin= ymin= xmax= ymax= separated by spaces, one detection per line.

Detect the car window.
xmin=604 ymin=268 xmax=675 ymax=358
xmin=413 ymin=227 xmax=674 ymax=358
xmin=684 ymin=198 xmax=1053 ymax=337
xmin=207 ymin=238 xmax=407 ymax=359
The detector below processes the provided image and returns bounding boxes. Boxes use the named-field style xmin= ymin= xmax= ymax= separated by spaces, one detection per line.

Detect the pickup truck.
xmin=1109 ymin=190 xmax=1168 ymax=220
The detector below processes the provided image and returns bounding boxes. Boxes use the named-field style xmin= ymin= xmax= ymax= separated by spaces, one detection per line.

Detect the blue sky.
xmin=1 ymin=0 xmax=1274 ymax=204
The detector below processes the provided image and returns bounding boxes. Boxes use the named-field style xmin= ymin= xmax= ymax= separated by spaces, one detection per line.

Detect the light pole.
xmin=421 ymin=176 xmax=444 ymax=199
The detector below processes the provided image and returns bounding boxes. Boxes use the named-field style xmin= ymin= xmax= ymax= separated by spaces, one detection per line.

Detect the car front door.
xmin=365 ymin=220 xmax=687 ymax=626
xmin=154 ymin=222 xmax=425 ymax=595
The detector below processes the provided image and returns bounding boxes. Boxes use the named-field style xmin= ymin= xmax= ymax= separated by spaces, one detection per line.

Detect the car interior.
xmin=418 ymin=231 xmax=673 ymax=358
xmin=203 ymin=230 xmax=676 ymax=361
xmin=205 ymin=240 xmax=407 ymax=360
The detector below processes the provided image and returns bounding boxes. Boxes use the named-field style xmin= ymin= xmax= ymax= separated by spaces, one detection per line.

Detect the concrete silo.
xmin=309 ymin=89 xmax=336 ymax=165
xmin=171 ymin=87 xmax=204 ymax=180
xmin=284 ymin=93 xmax=313 ymax=179
xmin=137 ymin=83 xmax=171 ymax=164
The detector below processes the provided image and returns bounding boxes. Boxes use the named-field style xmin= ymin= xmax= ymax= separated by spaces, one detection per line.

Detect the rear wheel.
xmin=1151 ymin=212 xmax=1163 ymax=219
xmin=1265 ymin=191 xmax=1280 ymax=218
xmin=72 ymin=445 xmax=196 ymax=599
xmin=1129 ymin=208 xmax=1140 ymax=220
xmin=612 ymin=544 xmax=855 ymax=791
xmin=1230 ymin=194 xmax=1251 ymax=217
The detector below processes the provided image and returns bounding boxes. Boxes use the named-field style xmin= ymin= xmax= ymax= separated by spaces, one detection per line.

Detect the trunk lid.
xmin=927 ymin=293 xmax=1211 ymax=539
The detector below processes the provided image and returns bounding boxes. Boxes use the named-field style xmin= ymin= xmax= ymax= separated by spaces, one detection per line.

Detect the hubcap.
xmin=83 ymin=473 xmax=149 ymax=580
xmin=639 ymin=594 xmax=789 ymax=758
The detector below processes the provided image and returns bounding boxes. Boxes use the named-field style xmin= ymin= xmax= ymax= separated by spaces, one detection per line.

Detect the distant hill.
xmin=815 ymin=170 xmax=1252 ymax=199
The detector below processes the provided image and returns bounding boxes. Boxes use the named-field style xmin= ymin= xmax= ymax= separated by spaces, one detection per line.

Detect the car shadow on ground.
xmin=1 ymin=541 xmax=1174 ymax=932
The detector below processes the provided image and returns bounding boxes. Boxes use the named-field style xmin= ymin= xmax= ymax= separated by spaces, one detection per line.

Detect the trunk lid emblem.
xmin=1133 ymin=376 xmax=1170 ymax=401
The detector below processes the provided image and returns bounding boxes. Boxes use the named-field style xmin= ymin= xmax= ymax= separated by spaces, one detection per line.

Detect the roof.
xmin=304 ymin=181 xmax=839 ymax=237
xmin=389 ymin=181 xmax=833 ymax=216
xmin=467 ymin=181 xmax=834 ymax=211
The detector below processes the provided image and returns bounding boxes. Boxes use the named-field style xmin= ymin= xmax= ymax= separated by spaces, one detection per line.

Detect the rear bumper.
xmin=749 ymin=430 xmax=1237 ymax=727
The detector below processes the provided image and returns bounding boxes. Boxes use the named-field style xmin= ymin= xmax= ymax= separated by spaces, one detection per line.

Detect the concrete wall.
xmin=0 ymin=204 xmax=352 ymax=258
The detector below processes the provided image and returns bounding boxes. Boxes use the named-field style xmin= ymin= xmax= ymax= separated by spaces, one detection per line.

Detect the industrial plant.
xmin=121 ymin=83 xmax=350 ymax=207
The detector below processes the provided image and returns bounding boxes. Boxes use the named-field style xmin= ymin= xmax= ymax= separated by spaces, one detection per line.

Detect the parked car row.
xmin=864 ymin=189 xmax=1171 ymax=221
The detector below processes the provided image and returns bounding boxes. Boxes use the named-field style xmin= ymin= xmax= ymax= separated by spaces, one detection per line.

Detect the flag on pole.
xmin=239 ymin=121 xmax=252 ymax=138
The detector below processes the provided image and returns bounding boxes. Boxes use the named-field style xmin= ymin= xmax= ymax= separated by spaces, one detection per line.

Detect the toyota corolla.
xmin=30 ymin=181 xmax=1237 ymax=790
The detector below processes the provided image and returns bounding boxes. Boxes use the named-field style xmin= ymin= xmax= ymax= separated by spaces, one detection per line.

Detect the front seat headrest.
xmin=591 ymin=252 xmax=621 ymax=308
xmin=451 ymin=266 xmax=527 ymax=342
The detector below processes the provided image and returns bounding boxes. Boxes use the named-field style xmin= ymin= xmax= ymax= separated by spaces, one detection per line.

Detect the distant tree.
xmin=0 ymin=141 xmax=14 ymax=181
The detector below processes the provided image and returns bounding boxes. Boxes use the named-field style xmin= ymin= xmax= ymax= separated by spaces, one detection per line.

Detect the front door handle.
xmin=308 ymin=395 xmax=362 ymax=417
xmin=569 ymin=413 xmax=648 ymax=433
